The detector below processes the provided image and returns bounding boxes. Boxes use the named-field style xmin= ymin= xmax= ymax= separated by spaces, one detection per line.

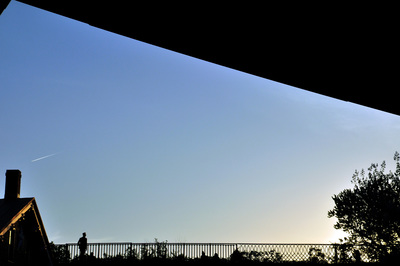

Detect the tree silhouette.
xmin=328 ymin=152 xmax=400 ymax=262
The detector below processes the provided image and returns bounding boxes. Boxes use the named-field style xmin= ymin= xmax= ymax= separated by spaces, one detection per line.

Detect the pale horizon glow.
xmin=1 ymin=2 xmax=400 ymax=245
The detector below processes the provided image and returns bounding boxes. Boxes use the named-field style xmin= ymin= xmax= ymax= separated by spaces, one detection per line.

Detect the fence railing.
xmin=56 ymin=242 xmax=367 ymax=263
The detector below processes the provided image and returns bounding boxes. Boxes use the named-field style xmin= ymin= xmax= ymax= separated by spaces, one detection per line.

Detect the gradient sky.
xmin=2 ymin=1 xmax=400 ymax=244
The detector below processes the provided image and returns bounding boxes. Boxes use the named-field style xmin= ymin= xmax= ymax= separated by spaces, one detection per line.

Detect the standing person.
xmin=78 ymin=232 xmax=87 ymax=258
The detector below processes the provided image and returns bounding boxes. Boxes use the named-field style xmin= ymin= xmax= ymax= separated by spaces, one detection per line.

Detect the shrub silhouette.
xmin=308 ymin=247 xmax=327 ymax=264
xmin=49 ymin=242 xmax=71 ymax=264
xmin=328 ymin=152 xmax=400 ymax=262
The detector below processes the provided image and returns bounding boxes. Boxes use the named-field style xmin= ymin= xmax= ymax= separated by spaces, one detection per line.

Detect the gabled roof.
xmin=0 ymin=197 xmax=51 ymax=248
xmin=0 ymin=197 xmax=35 ymax=235
xmin=0 ymin=197 xmax=50 ymax=245
xmin=0 ymin=197 xmax=52 ymax=265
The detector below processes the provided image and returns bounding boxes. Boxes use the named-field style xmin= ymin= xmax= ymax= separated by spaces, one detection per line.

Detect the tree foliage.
xmin=328 ymin=152 xmax=400 ymax=261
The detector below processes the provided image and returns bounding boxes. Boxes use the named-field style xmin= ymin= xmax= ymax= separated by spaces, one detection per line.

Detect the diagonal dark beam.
xmin=0 ymin=0 xmax=11 ymax=15
xmin=9 ymin=1 xmax=400 ymax=115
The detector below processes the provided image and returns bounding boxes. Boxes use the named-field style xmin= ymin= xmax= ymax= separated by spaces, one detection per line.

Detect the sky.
xmin=2 ymin=1 xmax=400 ymax=244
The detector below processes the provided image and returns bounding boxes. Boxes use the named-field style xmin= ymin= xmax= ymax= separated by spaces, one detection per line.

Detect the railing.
xmin=56 ymin=242 xmax=367 ymax=263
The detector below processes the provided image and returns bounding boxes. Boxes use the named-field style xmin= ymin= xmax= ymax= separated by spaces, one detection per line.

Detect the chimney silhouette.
xmin=5 ymin=169 xmax=21 ymax=200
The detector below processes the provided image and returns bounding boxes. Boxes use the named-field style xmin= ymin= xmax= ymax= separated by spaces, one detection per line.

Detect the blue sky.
xmin=2 ymin=1 xmax=400 ymax=244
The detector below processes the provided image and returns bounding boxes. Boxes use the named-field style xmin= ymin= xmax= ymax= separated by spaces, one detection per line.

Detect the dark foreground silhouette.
xmin=50 ymin=241 xmax=400 ymax=265
xmin=52 ymin=251 xmax=396 ymax=266
xmin=55 ymin=258 xmax=395 ymax=266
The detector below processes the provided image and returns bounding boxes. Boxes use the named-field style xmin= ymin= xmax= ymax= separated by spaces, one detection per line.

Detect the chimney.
xmin=4 ymin=170 xmax=21 ymax=200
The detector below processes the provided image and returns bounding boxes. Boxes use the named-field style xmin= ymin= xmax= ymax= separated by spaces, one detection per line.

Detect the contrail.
xmin=31 ymin=153 xmax=58 ymax=162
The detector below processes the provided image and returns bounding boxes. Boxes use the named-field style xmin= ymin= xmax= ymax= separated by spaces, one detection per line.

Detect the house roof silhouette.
xmin=0 ymin=170 xmax=52 ymax=265
xmin=0 ymin=197 xmax=34 ymax=233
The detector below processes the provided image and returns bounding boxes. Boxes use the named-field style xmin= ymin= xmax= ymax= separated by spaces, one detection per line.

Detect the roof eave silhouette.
xmin=13 ymin=1 xmax=399 ymax=116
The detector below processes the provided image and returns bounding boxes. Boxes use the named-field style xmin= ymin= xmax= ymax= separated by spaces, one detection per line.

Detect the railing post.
xmin=333 ymin=244 xmax=338 ymax=264
xmin=65 ymin=244 xmax=69 ymax=261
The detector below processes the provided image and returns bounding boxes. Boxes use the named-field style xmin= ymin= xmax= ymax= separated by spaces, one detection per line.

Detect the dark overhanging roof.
xmin=9 ymin=1 xmax=400 ymax=116
xmin=0 ymin=197 xmax=49 ymax=242
xmin=0 ymin=197 xmax=34 ymax=234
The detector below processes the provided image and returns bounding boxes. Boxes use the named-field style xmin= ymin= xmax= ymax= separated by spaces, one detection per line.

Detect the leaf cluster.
xmin=328 ymin=152 xmax=400 ymax=261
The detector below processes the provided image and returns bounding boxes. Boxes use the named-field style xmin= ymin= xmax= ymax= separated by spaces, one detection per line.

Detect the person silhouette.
xmin=78 ymin=232 xmax=87 ymax=258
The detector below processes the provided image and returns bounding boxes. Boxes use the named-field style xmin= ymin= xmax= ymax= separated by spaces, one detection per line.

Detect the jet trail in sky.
xmin=31 ymin=153 xmax=58 ymax=162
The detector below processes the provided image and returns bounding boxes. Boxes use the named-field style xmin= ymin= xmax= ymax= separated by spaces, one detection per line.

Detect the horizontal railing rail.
xmin=55 ymin=242 xmax=368 ymax=263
